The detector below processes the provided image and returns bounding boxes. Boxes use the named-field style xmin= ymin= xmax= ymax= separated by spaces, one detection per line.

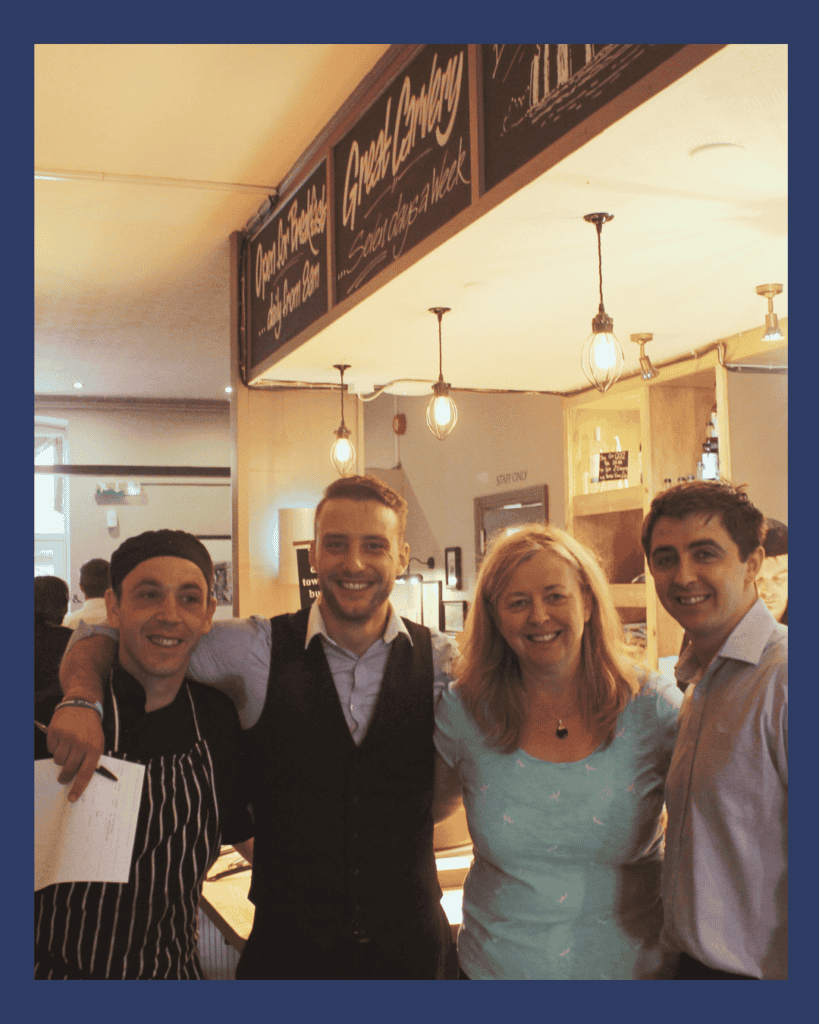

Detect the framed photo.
xmin=421 ymin=579 xmax=443 ymax=630
xmin=196 ymin=536 xmax=233 ymax=616
xmin=443 ymin=600 xmax=468 ymax=633
xmin=444 ymin=546 xmax=462 ymax=589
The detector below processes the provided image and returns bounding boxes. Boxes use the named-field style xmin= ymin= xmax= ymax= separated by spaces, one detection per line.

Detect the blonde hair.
xmin=456 ymin=524 xmax=641 ymax=753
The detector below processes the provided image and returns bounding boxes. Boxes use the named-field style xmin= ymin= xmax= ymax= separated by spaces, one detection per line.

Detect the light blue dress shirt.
xmin=662 ymin=599 xmax=788 ymax=979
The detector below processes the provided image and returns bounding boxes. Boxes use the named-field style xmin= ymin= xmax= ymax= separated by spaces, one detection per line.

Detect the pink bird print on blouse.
xmin=558 ymin=893 xmax=568 ymax=903
xmin=516 ymin=759 xmax=525 ymax=768
xmin=550 ymin=791 xmax=560 ymax=801
xmin=503 ymin=814 xmax=513 ymax=824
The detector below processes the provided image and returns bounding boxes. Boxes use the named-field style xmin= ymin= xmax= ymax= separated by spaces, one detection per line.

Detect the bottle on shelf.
xmin=614 ymin=435 xmax=625 ymax=489
xmin=701 ymin=438 xmax=719 ymax=480
xmin=589 ymin=426 xmax=602 ymax=493
xmin=701 ymin=407 xmax=720 ymax=480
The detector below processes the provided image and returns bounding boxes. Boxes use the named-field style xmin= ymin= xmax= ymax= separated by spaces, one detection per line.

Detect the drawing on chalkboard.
xmin=488 ymin=44 xmax=608 ymax=135
xmin=481 ymin=44 xmax=685 ymax=192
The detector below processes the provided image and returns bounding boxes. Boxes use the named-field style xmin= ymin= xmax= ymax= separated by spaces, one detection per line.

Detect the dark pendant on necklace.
xmin=556 ymin=720 xmax=569 ymax=740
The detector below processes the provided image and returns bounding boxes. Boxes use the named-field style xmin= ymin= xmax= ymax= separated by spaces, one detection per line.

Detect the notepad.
xmin=35 ymin=756 xmax=145 ymax=891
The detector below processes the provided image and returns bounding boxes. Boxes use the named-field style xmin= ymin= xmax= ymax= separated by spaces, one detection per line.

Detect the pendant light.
xmin=630 ymin=333 xmax=659 ymax=380
xmin=580 ymin=212 xmax=624 ymax=393
xmin=330 ymin=364 xmax=356 ymax=477
xmin=426 ymin=307 xmax=458 ymax=440
xmin=756 ymin=283 xmax=784 ymax=341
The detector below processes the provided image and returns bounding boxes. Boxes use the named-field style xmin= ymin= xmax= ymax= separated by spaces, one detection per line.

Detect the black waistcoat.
xmin=242 ymin=608 xmax=445 ymax=953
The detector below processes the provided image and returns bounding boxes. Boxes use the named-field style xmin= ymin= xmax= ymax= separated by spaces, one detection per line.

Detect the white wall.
xmin=364 ymin=390 xmax=565 ymax=604
xmin=727 ymin=371 xmax=788 ymax=525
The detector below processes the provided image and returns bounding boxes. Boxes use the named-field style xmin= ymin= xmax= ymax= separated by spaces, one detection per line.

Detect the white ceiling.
xmin=34 ymin=43 xmax=787 ymax=402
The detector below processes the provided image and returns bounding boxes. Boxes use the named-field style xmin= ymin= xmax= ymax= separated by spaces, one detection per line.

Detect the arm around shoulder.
xmin=49 ymin=632 xmax=118 ymax=802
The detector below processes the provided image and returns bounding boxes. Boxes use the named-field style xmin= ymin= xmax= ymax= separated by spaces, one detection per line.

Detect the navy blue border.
xmin=22 ymin=13 xmax=802 ymax=1024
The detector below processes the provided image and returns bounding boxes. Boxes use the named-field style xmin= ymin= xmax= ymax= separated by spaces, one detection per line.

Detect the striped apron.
xmin=35 ymin=679 xmax=222 ymax=979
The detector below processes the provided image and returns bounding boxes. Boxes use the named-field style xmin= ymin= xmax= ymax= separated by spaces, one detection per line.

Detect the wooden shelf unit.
xmin=563 ymin=363 xmax=724 ymax=669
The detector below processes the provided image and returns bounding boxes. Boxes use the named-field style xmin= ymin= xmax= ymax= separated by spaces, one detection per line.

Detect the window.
xmin=35 ymin=420 xmax=69 ymax=581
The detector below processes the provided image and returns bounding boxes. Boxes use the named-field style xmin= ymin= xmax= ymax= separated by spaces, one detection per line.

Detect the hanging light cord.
xmin=595 ymin=220 xmax=606 ymax=314
xmin=436 ymin=309 xmax=445 ymax=380
xmin=334 ymin=363 xmax=350 ymax=431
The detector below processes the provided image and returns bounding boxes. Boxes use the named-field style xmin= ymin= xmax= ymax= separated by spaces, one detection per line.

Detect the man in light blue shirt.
xmin=642 ymin=481 xmax=787 ymax=979
xmin=51 ymin=475 xmax=458 ymax=979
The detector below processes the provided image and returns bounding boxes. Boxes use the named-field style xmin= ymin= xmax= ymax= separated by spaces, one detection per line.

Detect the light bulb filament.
xmin=432 ymin=396 xmax=452 ymax=427
xmin=591 ymin=333 xmax=617 ymax=371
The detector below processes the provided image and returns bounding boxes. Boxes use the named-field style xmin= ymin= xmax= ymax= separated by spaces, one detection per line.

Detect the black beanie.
xmin=110 ymin=530 xmax=213 ymax=593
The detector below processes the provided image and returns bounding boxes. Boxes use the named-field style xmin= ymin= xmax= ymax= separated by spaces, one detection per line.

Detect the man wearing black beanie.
xmin=36 ymin=530 xmax=254 ymax=979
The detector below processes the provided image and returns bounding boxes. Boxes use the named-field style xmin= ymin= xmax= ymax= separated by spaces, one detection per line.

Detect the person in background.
xmin=37 ymin=530 xmax=253 ymax=979
xmin=433 ymin=524 xmax=682 ymax=980
xmin=756 ymin=518 xmax=787 ymax=625
xmin=51 ymin=476 xmax=457 ymax=980
xmin=35 ymin=576 xmax=74 ymax=736
xmin=642 ymin=481 xmax=787 ymax=979
xmin=63 ymin=558 xmax=110 ymax=629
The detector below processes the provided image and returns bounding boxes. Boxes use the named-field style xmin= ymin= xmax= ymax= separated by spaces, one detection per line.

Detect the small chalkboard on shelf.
xmin=599 ymin=451 xmax=628 ymax=481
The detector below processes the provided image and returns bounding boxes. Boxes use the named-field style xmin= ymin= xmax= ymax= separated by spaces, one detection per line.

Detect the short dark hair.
xmin=79 ymin=558 xmax=110 ymax=598
xmin=34 ymin=575 xmax=70 ymax=624
xmin=763 ymin=518 xmax=787 ymax=558
xmin=314 ymin=475 xmax=408 ymax=541
xmin=641 ymin=480 xmax=766 ymax=563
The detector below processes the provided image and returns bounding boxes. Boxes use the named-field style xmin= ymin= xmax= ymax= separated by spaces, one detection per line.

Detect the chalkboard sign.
xmin=481 ymin=44 xmax=685 ymax=193
xmin=296 ymin=547 xmax=319 ymax=610
xmin=599 ymin=450 xmax=628 ymax=482
xmin=249 ymin=162 xmax=329 ymax=371
xmin=334 ymin=44 xmax=471 ymax=301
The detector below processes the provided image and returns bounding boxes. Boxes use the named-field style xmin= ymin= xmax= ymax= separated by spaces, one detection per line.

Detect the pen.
xmin=34 ymin=721 xmax=118 ymax=782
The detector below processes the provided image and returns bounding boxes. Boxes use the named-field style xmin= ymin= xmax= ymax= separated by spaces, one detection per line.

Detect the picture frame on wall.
xmin=443 ymin=600 xmax=468 ymax=634
xmin=421 ymin=579 xmax=443 ymax=631
xmin=196 ymin=536 xmax=232 ymax=609
xmin=444 ymin=546 xmax=462 ymax=589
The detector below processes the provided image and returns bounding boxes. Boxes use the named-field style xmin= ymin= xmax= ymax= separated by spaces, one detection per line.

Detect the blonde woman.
xmin=434 ymin=525 xmax=682 ymax=980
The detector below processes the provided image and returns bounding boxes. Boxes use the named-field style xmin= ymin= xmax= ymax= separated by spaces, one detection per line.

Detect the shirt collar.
xmin=305 ymin=600 xmax=413 ymax=651
xmin=717 ymin=597 xmax=779 ymax=665
xmin=675 ymin=597 xmax=778 ymax=684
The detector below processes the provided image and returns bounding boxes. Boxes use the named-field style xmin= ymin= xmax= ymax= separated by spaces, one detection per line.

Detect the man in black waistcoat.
xmin=52 ymin=476 xmax=458 ymax=979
